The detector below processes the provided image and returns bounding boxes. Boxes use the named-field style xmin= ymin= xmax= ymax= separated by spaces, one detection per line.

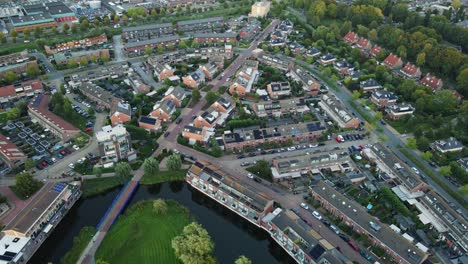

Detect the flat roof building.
xmin=252 ymin=98 xmax=309 ymax=118
xmin=96 ymin=125 xmax=136 ymax=162
xmin=249 ymin=1 xmax=271 ymax=18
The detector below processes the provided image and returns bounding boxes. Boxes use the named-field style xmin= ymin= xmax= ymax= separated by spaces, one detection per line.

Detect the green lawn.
xmin=96 ymin=200 xmax=191 ymax=264
xmin=81 ymin=177 xmax=126 ymax=198
xmin=140 ymin=170 xmax=187 ymax=185
xmin=60 ymin=226 xmax=96 ymax=264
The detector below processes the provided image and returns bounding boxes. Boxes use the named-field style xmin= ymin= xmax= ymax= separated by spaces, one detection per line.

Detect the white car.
xmin=287 ymin=146 xmax=296 ymax=151
xmin=247 ymin=173 xmax=254 ymax=179
xmin=312 ymin=210 xmax=322 ymax=220
xmin=412 ymin=167 xmax=420 ymax=174
xmin=68 ymin=163 xmax=75 ymax=169
xmin=300 ymin=203 xmax=309 ymax=210
xmin=309 ymin=143 xmax=319 ymax=148
xmin=72 ymin=145 xmax=80 ymax=151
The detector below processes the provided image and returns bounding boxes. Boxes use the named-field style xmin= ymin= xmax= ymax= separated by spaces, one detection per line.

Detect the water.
xmin=31 ymin=182 xmax=295 ymax=264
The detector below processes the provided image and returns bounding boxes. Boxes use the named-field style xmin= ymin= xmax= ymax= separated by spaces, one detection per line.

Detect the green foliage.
xmin=227 ymin=118 xmax=263 ymax=130
xmin=205 ymin=91 xmax=219 ymax=105
xmin=12 ymin=173 xmax=43 ymax=199
xmin=406 ymin=138 xmax=417 ymax=149
xmin=420 ymin=151 xmax=433 ymax=161
xmin=141 ymin=170 xmax=187 ymax=185
xmin=60 ymin=226 xmax=96 ymax=264
xmin=143 ymin=157 xmax=159 ymax=176
xmin=153 ymin=199 xmax=168 ymax=215
xmin=167 ymin=154 xmax=182 ymax=171
xmin=235 ymin=256 xmax=252 ymax=264
xmin=115 ymin=162 xmax=132 ymax=180
xmin=439 ymin=166 xmax=452 ymax=177
xmin=172 ymin=222 xmax=216 ymax=264
xmin=246 ymin=160 xmax=273 ymax=181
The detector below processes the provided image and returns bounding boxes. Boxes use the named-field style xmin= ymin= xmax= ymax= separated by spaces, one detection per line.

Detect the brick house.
xmin=182 ymin=69 xmax=206 ymax=89
xmin=110 ymin=102 xmax=132 ymax=126
xmin=162 ymin=86 xmax=186 ymax=107
xmin=150 ymin=100 xmax=176 ymax=122
xmin=199 ymin=61 xmax=220 ymax=80
xmin=369 ymin=45 xmax=383 ymax=57
xmin=386 ymin=103 xmax=414 ymax=120
xmin=356 ymin=38 xmax=371 ymax=51
xmin=193 ymin=33 xmax=237 ymax=44
xmin=383 ymin=53 xmax=403 ymax=69
xmin=370 ymin=90 xmax=398 ymax=108
xmin=0 ymin=79 xmax=43 ymax=101
xmin=360 ymin=78 xmax=382 ymax=93
xmin=182 ymin=125 xmax=215 ymax=144
xmin=153 ymin=62 xmax=174 ymax=81
xmin=267 ymin=82 xmax=291 ymax=99
xmin=400 ymin=63 xmax=422 ymax=79
xmin=138 ymin=116 xmax=162 ymax=131
xmin=343 ymin=31 xmax=359 ymax=44
xmin=420 ymin=73 xmax=443 ymax=91
xmin=319 ymin=54 xmax=336 ymax=65
xmin=0 ymin=135 xmax=27 ymax=169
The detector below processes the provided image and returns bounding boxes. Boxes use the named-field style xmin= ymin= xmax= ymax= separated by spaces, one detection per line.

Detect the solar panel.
xmin=4 ymin=252 xmax=16 ymax=257
xmin=0 ymin=255 xmax=13 ymax=261
xmin=140 ymin=116 xmax=156 ymax=125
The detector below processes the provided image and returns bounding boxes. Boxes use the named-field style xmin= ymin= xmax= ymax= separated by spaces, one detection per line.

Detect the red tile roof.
xmin=369 ymin=45 xmax=383 ymax=57
xmin=0 ymin=134 xmax=26 ymax=160
xmin=343 ymin=31 xmax=358 ymax=44
xmin=28 ymin=94 xmax=79 ymax=132
xmin=420 ymin=73 xmax=443 ymax=90
xmin=401 ymin=63 xmax=420 ymax=75
xmin=356 ymin=38 xmax=370 ymax=49
xmin=383 ymin=53 xmax=402 ymax=67
xmin=0 ymin=80 xmax=43 ymax=99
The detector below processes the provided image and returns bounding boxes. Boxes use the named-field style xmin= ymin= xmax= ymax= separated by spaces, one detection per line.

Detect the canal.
xmin=31 ymin=182 xmax=295 ymax=264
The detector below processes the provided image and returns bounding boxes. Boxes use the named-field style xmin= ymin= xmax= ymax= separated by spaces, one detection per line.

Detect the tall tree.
xmin=143 ymin=157 xmax=159 ymax=176
xmin=115 ymin=162 xmax=132 ymax=180
xmin=172 ymin=222 xmax=216 ymax=264
xmin=192 ymin=89 xmax=201 ymax=103
xmin=14 ymin=173 xmax=42 ymax=198
xmin=3 ymin=71 xmax=19 ymax=83
xmin=0 ymin=32 xmax=6 ymax=43
xmin=205 ymin=91 xmax=218 ymax=105
xmin=235 ymin=256 xmax=252 ymax=264
xmin=71 ymin=23 xmax=79 ymax=33
xmin=62 ymin=23 xmax=70 ymax=33
xmin=153 ymin=199 xmax=168 ymax=214
xmin=26 ymin=64 xmax=40 ymax=78
xmin=167 ymin=154 xmax=182 ymax=171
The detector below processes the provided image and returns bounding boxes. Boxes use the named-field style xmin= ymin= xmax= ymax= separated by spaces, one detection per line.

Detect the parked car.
xmin=300 ymin=203 xmax=309 ymax=210
xmin=72 ymin=145 xmax=80 ymax=151
xmin=411 ymin=167 xmax=420 ymax=174
xmin=247 ymin=173 xmax=254 ymax=179
xmin=312 ymin=210 xmax=322 ymax=220
xmin=164 ymin=132 xmax=170 ymax=137
xmin=253 ymin=177 xmax=262 ymax=183
xmin=330 ymin=225 xmax=340 ymax=234
xmin=347 ymin=241 xmax=360 ymax=252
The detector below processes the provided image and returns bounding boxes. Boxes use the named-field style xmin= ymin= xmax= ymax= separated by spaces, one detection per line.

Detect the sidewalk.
xmin=0 ymin=186 xmax=30 ymax=224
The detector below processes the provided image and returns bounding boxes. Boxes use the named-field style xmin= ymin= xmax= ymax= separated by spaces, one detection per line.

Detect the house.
xmin=334 ymin=60 xmax=354 ymax=75
xmin=192 ymin=32 xmax=237 ymax=44
xmin=267 ymin=82 xmax=291 ymax=99
xmin=138 ymin=116 xmax=162 ymax=131
xmin=305 ymin=47 xmax=321 ymax=58
xmin=182 ymin=125 xmax=215 ymax=144
xmin=288 ymin=65 xmax=321 ymax=96
xmin=79 ymin=82 xmax=121 ymax=110
xmin=153 ymin=62 xmax=174 ymax=81
xmin=110 ymin=102 xmax=132 ymax=126
xmin=125 ymin=74 xmax=150 ymax=94
xmin=385 ymin=103 xmax=414 ymax=120
xmin=279 ymin=19 xmax=293 ymax=33
xmin=239 ymin=20 xmax=261 ymax=40
xmin=269 ymin=38 xmax=286 ymax=47
xmin=369 ymin=45 xmax=383 ymax=57
xmin=350 ymin=70 xmax=364 ymax=81
xmin=162 ymin=86 xmax=187 ymax=107
xmin=211 ymin=96 xmax=235 ymax=113
xmin=229 ymin=61 xmax=260 ymax=97
xmin=318 ymin=94 xmax=360 ymax=128
xmin=383 ymin=53 xmax=403 ymax=69
xmin=96 ymin=125 xmax=136 ymax=162
xmin=199 ymin=61 xmax=220 ymax=80
xmin=457 ymin=157 xmax=468 ymax=172
xmin=371 ymin=90 xmax=398 ymax=108
xmin=193 ymin=97 xmax=234 ymax=128
xmin=121 ymin=23 xmax=174 ymax=42
xmin=319 ymin=54 xmax=336 ymax=65
xmin=431 ymin=138 xmax=464 ymax=153
xmin=400 ymin=63 xmax=422 ymax=79
xmin=270 ymin=30 xmax=285 ymax=40
xmin=44 ymin=34 xmax=108 ymax=55
xmin=182 ymin=69 xmax=206 ymax=88
xmin=150 ymin=100 xmax=176 ymax=122
xmin=123 ymin=35 xmax=180 ymax=55
xmin=0 ymin=79 xmax=43 ymax=101
xmin=360 ymin=79 xmax=382 ymax=92
xmin=420 ymin=73 xmax=443 ymax=91
xmin=288 ymin=42 xmax=305 ymax=55
xmin=252 ymin=98 xmax=309 ymax=118
xmin=256 ymin=53 xmax=290 ymax=71
xmin=0 ymin=134 xmax=27 ymax=169
xmin=356 ymin=38 xmax=371 ymax=51
xmin=343 ymin=31 xmax=359 ymax=44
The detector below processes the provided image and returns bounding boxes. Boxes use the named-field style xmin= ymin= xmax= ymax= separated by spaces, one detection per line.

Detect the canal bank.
xmin=30 ymin=182 xmax=295 ymax=264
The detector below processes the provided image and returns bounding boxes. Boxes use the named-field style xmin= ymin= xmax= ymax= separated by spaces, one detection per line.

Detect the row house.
xmin=0 ymin=134 xmax=27 ymax=169
xmin=356 ymin=37 xmax=372 ymax=51
xmin=252 ymin=98 xmax=310 ymax=118
xmin=194 ymin=96 xmax=235 ymax=128
xmin=383 ymin=53 xmax=403 ymax=69
xmin=310 ymin=181 xmax=428 ymax=264
xmin=255 ymin=53 xmax=290 ymax=71
xmin=165 ymin=0 xmax=216 ymax=8
xmin=182 ymin=125 xmax=215 ymax=144
xmin=0 ymin=79 xmax=43 ymax=101
xmin=150 ymin=100 xmax=176 ymax=122
xmin=288 ymin=65 xmax=321 ymax=96
xmin=318 ymin=94 xmax=360 ymax=129
xmin=138 ymin=116 xmax=162 ymax=132
xmin=0 ymin=60 xmax=38 ymax=79
xmin=369 ymin=45 xmax=383 ymax=57
xmin=110 ymin=102 xmax=132 ymax=126
xmin=343 ymin=31 xmax=359 ymax=45
xmin=182 ymin=69 xmax=206 ymax=88
xmin=419 ymin=73 xmax=443 ymax=91
xmin=385 ymin=103 xmax=415 ymax=120
xmin=319 ymin=54 xmax=336 ymax=66
xmin=176 ymin=17 xmax=225 ymax=33
xmin=153 ymin=62 xmax=175 ymax=82
xmin=239 ymin=20 xmax=261 ymax=40
xmin=79 ymin=82 xmax=121 ymax=110
xmin=123 ymin=35 xmax=180 ymax=55
xmin=44 ymin=34 xmax=108 ymax=55
xmin=370 ymin=90 xmax=398 ymax=108
xmin=360 ymin=78 xmax=382 ymax=93
xmin=266 ymin=82 xmax=291 ymax=99
xmin=400 ymin=63 xmax=422 ymax=80
xmin=222 ymin=121 xmax=326 ymax=151
xmin=334 ymin=60 xmax=354 ymax=75
xmin=121 ymin=23 xmax=174 ymax=42
xmin=193 ymin=32 xmax=237 ymax=44
xmin=162 ymin=86 xmax=187 ymax=107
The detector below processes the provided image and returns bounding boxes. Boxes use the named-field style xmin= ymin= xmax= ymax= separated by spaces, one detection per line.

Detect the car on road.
xmin=330 ymin=225 xmax=340 ymax=234
xmin=309 ymin=143 xmax=319 ymax=148
xmin=72 ymin=145 xmax=80 ymax=151
xmin=241 ymin=161 xmax=250 ymax=167
xmin=253 ymin=177 xmax=262 ymax=183
xmin=176 ymin=118 xmax=182 ymax=124
xmin=236 ymin=154 xmax=245 ymax=159
xmin=247 ymin=173 xmax=254 ymax=179
xmin=380 ymin=120 xmax=386 ymax=126
xmin=164 ymin=132 xmax=170 ymax=137
xmin=411 ymin=167 xmax=420 ymax=174
xmin=312 ymin=210 xmax=322 ymax=220
xmin=339 ymin=233 xmax=349 ymax=242
xmin=300 ymin=203 xmax=309 ymax=210
xmin=428 ymin=161 xmax=437 ymax=167
xmin=36 ymin=164 xmax=44 ymax=170
xmin=287 ymin=146 xmax=296 ymax=151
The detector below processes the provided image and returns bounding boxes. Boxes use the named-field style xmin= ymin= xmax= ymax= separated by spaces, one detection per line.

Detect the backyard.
xmin=95 ymin=200 xmax=191 ymax=264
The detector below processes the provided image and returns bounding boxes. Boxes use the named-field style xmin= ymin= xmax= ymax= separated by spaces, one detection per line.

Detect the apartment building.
xmin=252 ymin=98 xmax=309 ymax=118
xmin=256 ymin=53 xmax=290 ymax=71
xmin=96 ymin=125 xmax=136 ymax=162
xmin=0 ymin=80 xmax=43 ymax=101
xmin=249 ymin=1 xmax=271 ymax=18
xmin=28 ymin=94 xmax=80 ymax=142
xmin=193 ymin=32 xmax=237 ymax=44
xmin=318 ymin=94 xmax=360 ymax=128
xmin=121 ymin=23 xmax=174 ymax=42
xmin=0 ymin=134 xmax=27 ymax=169
xmin=266 ymin=82 xmax=291 ymax=99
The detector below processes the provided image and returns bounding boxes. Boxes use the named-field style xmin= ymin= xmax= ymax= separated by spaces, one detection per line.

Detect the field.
xmin=140 ymin=170 xmax=187 ymax=185
xmin=60 ymin=226 xmax=96 ymax=264
xmin=95 ymin=200 xmax=191 ymax=264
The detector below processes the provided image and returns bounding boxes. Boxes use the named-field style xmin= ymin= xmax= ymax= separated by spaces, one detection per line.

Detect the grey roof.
xmin=432 ymin=137 xmax=464 ymax=151
xmin=386 ymin=103 xmax=414 ymax=113
xmin=361 ymin=78 xmax=381 ymax=88
xmin=167 ymin=86 xmax=186 ymax=101
xmin=194 ymin=32 xmax=237 ymax=38
xmin=122 ymin=23 xmax=173 ymax=32
xmin=372 ymin=90 xmax=397 ymax=100
xmin=23 ymin=2 xmax=73 ymax=16
xmin=124 ymin=35 xmax=180 ymax=48
xmin=114 ymin=102 xmax=132 ymax=117
xmin=177 ymin=16 xmax=224 ymax=26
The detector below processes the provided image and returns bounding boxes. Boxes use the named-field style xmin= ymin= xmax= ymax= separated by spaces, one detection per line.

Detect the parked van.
xmin=330 ymin=225 xmax=340 ymax=234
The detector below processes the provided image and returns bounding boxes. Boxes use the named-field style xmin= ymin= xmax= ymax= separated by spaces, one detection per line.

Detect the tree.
xmin=179 ymin=40 xmax=187 ymax=49
xmin=51 ymin=27 xmax=58 ymax=36
xmin=192 ymin=89 xmax=201 ymax=103
xmin=80 ymin=19 xmax=89 ymax=31
xmin=157 ymin=45 xmax=164 ymax=54
xmin=14 ymin=173 xmax=42 ymax=198
xmin=115 ymin=162 xmax=132 ymax=179
xmin=101 ymin=55 xmax=110 ymax=63
xmin=406 ymin=137 xmax=417 ymax=149
xmin=205 ymin=91 xmax=218 ymax=105
xmin=26 ymin=64 xmax=40 ymax=78
xmin=456 ymin=68 xmax=468 ymax=97
xmin=9 ymin=29 xmax=17 ymax=38
xmin=34 ymin=26 xmax=42 ymax=38
xmin=421 ymin=151 xmax=433 ymax=161
xmin=23 ymin=28 xmax=30 ymax=38
xmin=160 ymin=8 xmax=166 ymax=15
xmin=351 ymin=90 xmax=361 ymax=100
xmin=439 ymin=166 xmax=452 ymax=177
xmin=113 ymin=14 xmax=120 ymax=24
xmin=25 ymin=159 xmax=35 ymax=170
xmin=95 ymin=260 xmax=110 ymax=264
xmin=143 ymin=157 xmax=159 ymax=176
xmin=93 ymin=18 xmax=100 ymax=27
xmin=167 ymin=154 xmax=182 ymax=171
xmin=452 ymin=0 xmax=461 ymax=9
xmin=62 ymin=23 xmax=70 ymax=33
xmin=210 ymin=138 xmax=222 ymax=157
xmin=151 ymin=8 xmax=158 ymax=18
xmin=416 ymin=52 xmax=426 ymax=66
xmin=153 ymin=199 xmax=168 ymax=214
xmin=90 ymin=55 xmax=97 ymax=63
xmin=6 ymin=108 xmax=20 ymax=120
xmin=235 ymin=256 xmax=252 ymax=264
xmin=67 ymin=60 xmax=78 ymax=69
xmin=374 ymin=111 xmax=383 ymax=120
xmin=0 ymin=32 xmax=6 ymax=44
xmin=144 ymin=46 xmax=152 ymax=56
xmin=3 ymin=71 xmax=19 ymax=83
xmin=71 ymin=23 xmax=79 ymax=34
xmin=172 ymin=222 xmax=216 ymax=264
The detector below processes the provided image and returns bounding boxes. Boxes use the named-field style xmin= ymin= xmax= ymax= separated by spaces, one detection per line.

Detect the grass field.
xmin=81 ymin=177 xmax=126 ymax=198
xmin=140 ymin=170 xmax=187 ymax=185
xmin=96 ymin=200 xmax=191 ymax=264
xmin=60 ymin=226 xmax=96 ymax=264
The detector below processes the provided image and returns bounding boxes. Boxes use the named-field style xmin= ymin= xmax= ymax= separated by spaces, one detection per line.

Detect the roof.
xmin=318 ymin=94 xmax=356 ymax=126
xmin=96 ymin=124 xmax=128 ymax=142
xmin=112 ymin=101 xmax=132 ymax=117
xmin=320 ymin=54 xmax=336 ymax=61
xmin=343 ymin=31 xmax=358 ymax=43
xmin=23 ymin=2 xmax=74 ymax=16
xmin=334 ymin=60 xmax=353 ymax=69
xmin=4 ymin=182 xmax=69 ymax=235
xmin=177 ymin=16 xmax=224 ymax=26
xmin=10 ymin=13 xmax=54 ymax=25
xmin=370 ymin=45 xmax=383 ymax=56
xmin=155 ymin=99 xmax=176 ymax=114
xmin=139 ymin=116 xmax=158 ymax=125
xmin=213 ymin=96 xmax=234 ymax=109
xmin=124 ymin=35 xmax=180 ymax=49
xmin=0 ymin=79 xmax=43 ymax=99
xmin=194 ymin=32 xmax=237 ymax=39
xmin=184 ymin=125 xmax=202 ymax=134
xmin=386 ymin=103 xmax=414 ymax=114
xmin=420 ymin=73 xmax=442 ymax=89
xmin=268 ymin=82 xmax=290 ymax=92
xmin=401 ymin=63 xmax=420 ymax=75
xmin=383 ymin=53 xmax=402 ymax=67
xmin=122 ymin=23 xmax=172 ymax=32
xmin=164 ymin=86 xmax=186 ymax=101
xmin=431 ymin=137 xmax=463 ymax=151
xmin=0 ymin=134 xmax=26 ymax=160
xmin=356 ymin=38 xmax=370 ymax=48
xmin=311 ymin=181 xmax=426 ymax=264
xmin=80 ymin=82 xmax=119 ymax=107
xmin=28 ymin=94 xmax=79 ymax=132
xmin=0 ymin=234 xmax=30 ymax=263
xmin=371 ymin=90 xmax=397 ymax=101
xmin=360 ymin=78 xmax=381 ymax=89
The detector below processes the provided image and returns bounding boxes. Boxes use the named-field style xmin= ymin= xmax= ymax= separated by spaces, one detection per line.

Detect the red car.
xmin=41 ymin=161 xmax=48 ymax=167
xmin=347 ymin=241 xmax=360 ymax=252
xmin=85 ymin=127 xmax=93 ymax=132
